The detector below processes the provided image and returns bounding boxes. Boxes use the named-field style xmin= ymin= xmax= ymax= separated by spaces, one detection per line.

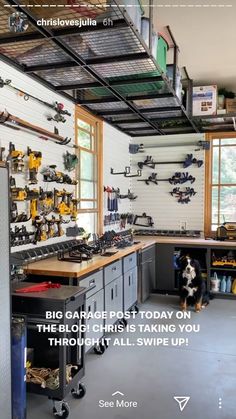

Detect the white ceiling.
xmin=152 ymin=0 xmax=236 ymax=90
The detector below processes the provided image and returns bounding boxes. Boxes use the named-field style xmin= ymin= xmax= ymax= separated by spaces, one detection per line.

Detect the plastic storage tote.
xmin=123 ymin=0 xmax=144 ymax=33
xmin=12 ymin=317 xmax=27 ymax=419
xmin=141 ymin=17 xmax=158 ymax=56
xmin=156 ymin=34 xmax=168 ymax=74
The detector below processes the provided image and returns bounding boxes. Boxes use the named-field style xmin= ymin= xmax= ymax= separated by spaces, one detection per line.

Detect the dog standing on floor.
xmin=179 ymin=256 xmax=209 ymax=312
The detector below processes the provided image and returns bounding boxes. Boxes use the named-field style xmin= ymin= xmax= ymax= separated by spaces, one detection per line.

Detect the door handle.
xmin=129 ymin=276 xmax=131 ymax=286
xmin=93 ymin=300 xmax=97 ymax=312
xmin=115 ymin=284 xmax=118 ymax=297
xmin=111 ymin=288 xmax=114 ymax=300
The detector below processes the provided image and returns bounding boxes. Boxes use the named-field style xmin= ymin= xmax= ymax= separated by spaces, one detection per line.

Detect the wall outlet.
xmin=180 ymin=221 xmax=187 ymax=231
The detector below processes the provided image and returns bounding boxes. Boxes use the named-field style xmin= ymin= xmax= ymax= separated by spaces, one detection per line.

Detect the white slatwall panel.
xmin=130 ymin=134 xmax=205 ymax=232
xmin=0 ymin=60 xmax=75 ymax=252
xmin=103 ymin=123 xmax=131 ymax=232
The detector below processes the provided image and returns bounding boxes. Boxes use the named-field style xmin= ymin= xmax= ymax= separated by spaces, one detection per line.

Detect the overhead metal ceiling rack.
xmin=0 ymin=0 xmax=230 ymax=136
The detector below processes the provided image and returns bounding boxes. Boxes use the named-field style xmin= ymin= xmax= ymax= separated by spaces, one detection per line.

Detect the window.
xmin=75 ymin=108 xmax=103 ymax=235
xmin=205 ymin=133 xmax=236 ymax=235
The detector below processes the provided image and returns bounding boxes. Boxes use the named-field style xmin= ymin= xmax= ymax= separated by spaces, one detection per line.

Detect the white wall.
xmin=0 ymin=60 xmax=76 ymax=252
xmin=103 ymin=123 xmax=131 ymax=232
xmin=130 ymin=133 xmax=205 ymax=232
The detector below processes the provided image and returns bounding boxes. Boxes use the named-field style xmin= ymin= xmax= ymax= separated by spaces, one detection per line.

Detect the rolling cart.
xmin=12 ymin=283 xmax=89 ymax=418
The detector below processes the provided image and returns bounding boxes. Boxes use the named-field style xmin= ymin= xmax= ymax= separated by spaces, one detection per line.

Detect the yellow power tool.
xmin=27 ymin=147 xmax=42 ymax=184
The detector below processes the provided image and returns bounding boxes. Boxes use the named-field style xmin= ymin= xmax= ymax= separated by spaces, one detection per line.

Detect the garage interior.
xmin=0 ymin=1 xmax=236 ymax=419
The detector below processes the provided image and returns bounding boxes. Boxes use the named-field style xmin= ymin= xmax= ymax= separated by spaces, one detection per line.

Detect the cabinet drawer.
xmin=123 ymin=252 xmax=137 ymax=273
xmin=79 ymin=270 xmax=103 ymax=298
xmin=104 ymin=260 xmax=122 ymax=286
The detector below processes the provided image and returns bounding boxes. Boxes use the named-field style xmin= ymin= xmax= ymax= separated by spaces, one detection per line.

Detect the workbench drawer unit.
xmin=104 ymin=260 xmax=122 ymax=286
xmin=123 ymin=252 xmax=137 ymax=273
xmin=79 ymin=270 xmax=103 ymax=299
xmin=105 ymin=275 xmax=123 ymax=326
xmin=123 ymin=267 xmax=138 ymax=311
xmin=85 ymin=289 xmax=104 ymax=352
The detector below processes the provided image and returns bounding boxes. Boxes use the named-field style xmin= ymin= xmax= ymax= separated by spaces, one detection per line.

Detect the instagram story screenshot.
xmin=0 ymin=1 xmax=235 ymax=419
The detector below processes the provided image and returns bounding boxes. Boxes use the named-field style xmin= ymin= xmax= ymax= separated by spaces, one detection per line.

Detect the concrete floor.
xmin=27 ymin=295 xmax=236 ymax=419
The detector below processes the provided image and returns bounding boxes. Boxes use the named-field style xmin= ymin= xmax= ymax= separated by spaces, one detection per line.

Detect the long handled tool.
xmin=0 ymin=76 xmax=71 ymax=123
xmin=138 ymin=172 xmax=196 ymax=185
xmin=138 ymin=155 xmax=203 ymax=169
xmin=0 ymin=110 xmax=71 ymax=145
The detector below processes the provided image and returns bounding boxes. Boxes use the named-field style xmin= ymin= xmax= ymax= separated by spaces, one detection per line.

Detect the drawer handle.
xmin=89 ymin=279 xmax=95 ymax=286
xmin=111 ymin=288 xmax=114 ymax=300
xmin=112 ymin=266 xmax=117 ymax=271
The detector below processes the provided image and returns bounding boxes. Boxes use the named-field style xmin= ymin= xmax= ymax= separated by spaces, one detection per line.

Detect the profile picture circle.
xmin=9 ymin=12 xmax=29 ymax=33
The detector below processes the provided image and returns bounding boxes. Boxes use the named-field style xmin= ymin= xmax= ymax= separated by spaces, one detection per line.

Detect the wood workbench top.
xmin=24 ymin=240 xmax=156 ymax=279
xmin=24 ymin=236 xmax=236 ymax=279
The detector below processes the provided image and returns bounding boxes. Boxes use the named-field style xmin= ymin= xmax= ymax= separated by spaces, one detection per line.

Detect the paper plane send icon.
xmin=174 ymin=396 xmax=190 ymax=412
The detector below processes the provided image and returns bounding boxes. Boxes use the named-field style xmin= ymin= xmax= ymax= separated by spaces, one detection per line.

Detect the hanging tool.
xmin=10 ymin=201 xmax=31 ymax=223
xmin=70 ymin=199 xmax=79 ymax=221
xmin=124 ymin=169 xmax=142 ymax=178
xmin=8 ymin=142 xmax=25 ymax=173
xmin=10 ymin=177 xmax=27 ymax=201
xmin=47 ymin=103 xmax=71 ymax=124
xmin=45 ymin=216 xmax=57 ymax=239
xmin=119 ymin=189 xmax=138 ymax=200
xmin=25 ymin=187 xmax=41 ymax=220
xmin=33 ymin=216 xmax=47 ymax=243
xmin=129 ymin=141 xmax=210 ymax=154
xmin=138 ymin=154 xmax=203 ymax=169
xmin=0 ymin=77 xmax=11 ymax=88
xmin=63 ymin=151 xmax=78 ymax=172
xmin=138 ymin=172 xmax=195 ymax=185
xmin=0 ymin=110 xmax=71 ymax=145
xmin=0 ymin=146 xmax=5 ymax=161
xmin=133 ymin=213 xmax=154 ymax=227
xmin=27 ymin=147 xmax=42 ymax=184
xmin=10 ymin=225 xmax=35 ymax=247
xmin=38 ymin=189 xmax=54 ymax=215
xmin=54 ymin=216 xmax=69 ymax=237
xmin=110 ymin=167 xmax=130 ymax=176
xmin=41 ymin=165 xmax=77 ymax=184
xmin=54 ymin=189 xmax=73 ymax=215
xmin=170 ymin=187 xmax=197 ymax=204
xmin=15 ymin=282 xmax=61 ymax=293
xmin=0 ymin=77 xmax=71 ymax=123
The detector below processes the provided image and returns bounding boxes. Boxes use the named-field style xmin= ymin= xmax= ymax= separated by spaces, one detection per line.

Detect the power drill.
xmin=27 ymin=147 xmax=42 ymax=184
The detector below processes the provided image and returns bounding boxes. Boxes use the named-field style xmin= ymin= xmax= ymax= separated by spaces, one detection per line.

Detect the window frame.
xmin=205 ymin=132 xmax=236 ymax=236
xmin=75 ymin=106 xmax=103 ymax=235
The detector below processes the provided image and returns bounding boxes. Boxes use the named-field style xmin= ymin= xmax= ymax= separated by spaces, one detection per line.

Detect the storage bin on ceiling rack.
xmin=90 ymin=31 xmax=169 ymax=97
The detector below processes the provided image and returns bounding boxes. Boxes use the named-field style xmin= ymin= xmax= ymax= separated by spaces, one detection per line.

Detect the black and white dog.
xmin=179 ymin=256 xmax=209 ymax=312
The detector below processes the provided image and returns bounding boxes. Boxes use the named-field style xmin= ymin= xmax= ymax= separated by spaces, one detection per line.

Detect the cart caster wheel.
xmin=94 ymin=342 xmax=105 ymax=355
xmin=53 ymin=402 xmax=70 ymax=418
xmin=134 ymin=305 xmax=139 ymax=314
xmin=71 ymin=383 xmax=86 ymax=399
xmin=104 ymin=338 xmax=109 ymax=348
xmin=119 ymin=318 xmax=127 ymax=328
